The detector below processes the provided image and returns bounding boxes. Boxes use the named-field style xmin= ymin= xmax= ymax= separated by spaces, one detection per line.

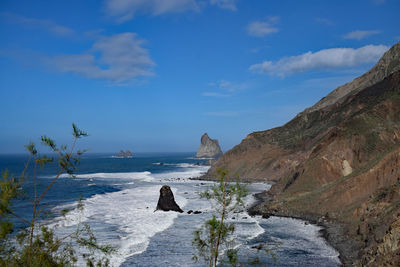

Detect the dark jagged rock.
xmin=251 ymin=244 xmax=264 ymax=250
xmin=196 ymin=133 xmax=223 ymax=158
xmin=156 ymin=185 xmax=183 ymax=213
xmin=187 ymin=210 xmax=193 ymax=214
xmin=193 ymin=210 xmax=202 ymax=214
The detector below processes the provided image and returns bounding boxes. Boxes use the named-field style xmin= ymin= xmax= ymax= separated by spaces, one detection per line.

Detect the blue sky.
xmin=0 ymin=0 xmax=399 ymax=153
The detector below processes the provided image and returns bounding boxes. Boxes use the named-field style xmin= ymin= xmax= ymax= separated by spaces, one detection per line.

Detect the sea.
xmin=1 ymin=153 xmax=341 ymax=266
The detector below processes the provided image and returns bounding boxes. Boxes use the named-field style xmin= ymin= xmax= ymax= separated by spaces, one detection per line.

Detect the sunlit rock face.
xmin=196 ymin=133 xmax=223 ymax=159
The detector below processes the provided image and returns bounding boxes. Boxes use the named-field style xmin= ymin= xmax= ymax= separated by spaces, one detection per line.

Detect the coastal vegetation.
xmin=192 ymin=169 xmax=248 ymax=266
xmin=193 ymin=169 xmax=275 ymax=266
xmin=0 ymin=124 xmax=114 ymax=266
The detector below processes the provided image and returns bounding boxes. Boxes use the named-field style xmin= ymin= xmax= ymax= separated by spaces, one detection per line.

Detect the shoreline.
xmin=198 ymin=174 xmax=356 ymax=266
xmin=247 ymin=191 xmax=362 ymax=266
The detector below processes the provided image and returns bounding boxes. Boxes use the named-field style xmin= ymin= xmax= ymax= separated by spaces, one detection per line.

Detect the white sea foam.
xmin=51 ymin=185 xmax=187 ymax=266
xmin=152 ymin=166 xmax=210 ymax=181
xmin=261 ymin=216 xmax=341 ymax=261
xmin=58 ymin=166 xmax=209 ymax=182
xmin=152 ymin=162 xmax=204 ymax=168
xmin=50 ymin=165 xmax=209 ymax=266
xmin=229 ymin=183 xmax=272 ymax=243
xmin=186 ymin=157 xmax=215 ymax=160
xmin=59 ymin=171 xmax=153 ymax=181
xmin=47 ymin=165 xmax=339 ymax=266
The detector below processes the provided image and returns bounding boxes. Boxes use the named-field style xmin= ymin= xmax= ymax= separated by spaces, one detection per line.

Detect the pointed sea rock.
xmin=196 ymin=133 xmax=223 ymax=158
xmin=156 ymin=185 xmax=183 ymax=213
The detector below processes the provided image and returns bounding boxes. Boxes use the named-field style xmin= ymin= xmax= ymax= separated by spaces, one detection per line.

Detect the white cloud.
xmin=343 ymin=30 xmax=380 ymax=40
xmin=214 ymin=79 xmax=232 ymax=89
xmin=1 ymin=12 xmax=74 ymax=37
xmin=104 ymin=0 xmax=199 ymax=22
xmin=210 ymin=0 xmax=238 ymax=11
xmin=247 ymin=16 xmax=279 ymax=37
xmin=202 ymin=92 xmax=231 ymax=97
xmin=46 ymin=33 xmax=154 ymax=82
xmin=250 ymin=44 xmax=389 ymax=76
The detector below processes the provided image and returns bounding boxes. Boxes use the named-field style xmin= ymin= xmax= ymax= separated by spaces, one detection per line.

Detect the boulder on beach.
xmin=156 ymin=185 xmax=183 ymax=213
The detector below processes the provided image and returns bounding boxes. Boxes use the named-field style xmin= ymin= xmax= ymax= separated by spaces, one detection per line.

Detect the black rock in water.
xmin=156 ymin=185 xmax=183 ymax=213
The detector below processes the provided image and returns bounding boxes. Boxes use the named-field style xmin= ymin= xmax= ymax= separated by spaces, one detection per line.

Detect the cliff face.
xmin=196 ymin=133 xmax=223 ymax=158
xmin=206 ymin=42 xmax=400 ymax=266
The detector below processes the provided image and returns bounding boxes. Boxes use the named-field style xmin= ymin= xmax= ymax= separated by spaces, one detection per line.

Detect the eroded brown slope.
xmin=205 ymin=42 xmax=400 ymax=266
xmin=206 ymin=42 xmax=400 ymax=182
xmin=244 ymin=72 xmax=400 ymax=266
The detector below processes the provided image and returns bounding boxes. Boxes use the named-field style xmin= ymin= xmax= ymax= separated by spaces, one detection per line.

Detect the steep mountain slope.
xmin=207 ymin=42 xmax=400 ymax=181
xmin=306 ymin=43 xmax=400 ymax=113
xmin=205 ymin=42 xmax=400 ymax=266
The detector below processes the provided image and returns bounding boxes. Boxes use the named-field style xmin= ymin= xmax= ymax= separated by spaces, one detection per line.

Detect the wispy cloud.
xmin=204 ymin=111 xmax=239 ymax=117
xmin=104 ymin=0 xmax=199 ymax=22
xmin=208 ymin=80 xmax=234 ymax=90
xmin=371 ymin=0 xmax=386 ymax=5
xmin=0 ymin=12 xmax=74 ymax=37
xmin=250 ymin=44 xmax=389 ymax=76
xmin=202 ymin=92 xmax=231 ymax=97
xmin=0 ymin=13 xmax=154 ymax=83
xmin=210 ymin=0 xmax=238 ymax=11
xmin=203 ymin=79 xmax=249 ymax=97
xmin=247 ymin=16 xmax=279 ymax=37
xmin=44 ymin=33 xmax=154 ymax=82
xmin=248 ymin=45 xmax=270 ymax=54
xmin=343 ymin=30 xmax=380 ymax=40
xmin=315 ymin=17 xmax=333 ymax=26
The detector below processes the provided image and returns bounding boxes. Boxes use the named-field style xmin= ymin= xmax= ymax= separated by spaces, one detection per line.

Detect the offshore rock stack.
xmin=196 ymin=133 xmax=223 ymax=159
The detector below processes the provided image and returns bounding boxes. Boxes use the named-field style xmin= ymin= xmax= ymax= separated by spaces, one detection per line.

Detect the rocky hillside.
xmin=205 ymin=42 xmax=400 ymax=266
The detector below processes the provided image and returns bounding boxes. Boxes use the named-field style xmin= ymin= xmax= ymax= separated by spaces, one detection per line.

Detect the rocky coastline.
xmin=199 ymin=172 xmax=355 ymax=265
xmin=247 ymin=191 xmax=362 ymax=266
xmin=203 ymin=42 xmax=400 ymax=266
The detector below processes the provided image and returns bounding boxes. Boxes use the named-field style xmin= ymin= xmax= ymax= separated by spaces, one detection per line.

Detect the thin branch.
xmin=37 ymin=168 xmax=65 ymax=203
xmin=29 ymin=160 xmax=38 ymax=246
xmin=20 ymin=153 xmax=32 ymax=180
xmin=7 ymin=209 xmax=31 ymax=225
xmin=68 ymin=137 xmax=78 ymax=158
